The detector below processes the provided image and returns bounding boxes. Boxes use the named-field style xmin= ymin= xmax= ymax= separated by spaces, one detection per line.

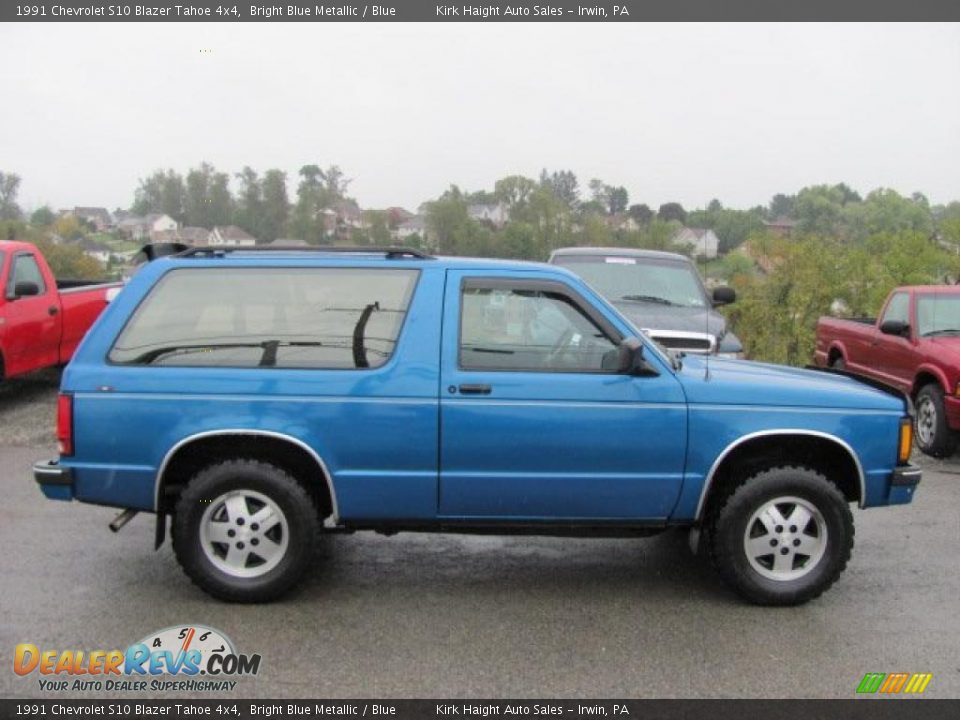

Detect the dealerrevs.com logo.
xmin=14 ymin=624 xmax=261 ymax=692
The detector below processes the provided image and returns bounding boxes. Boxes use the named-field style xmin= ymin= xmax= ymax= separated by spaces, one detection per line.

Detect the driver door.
xmin=438 ymin=271 xmax=687 ymax=521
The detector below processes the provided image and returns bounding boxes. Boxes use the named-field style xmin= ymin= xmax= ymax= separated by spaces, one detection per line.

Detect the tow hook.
xmin=108 ymin=508 xmax=138 ymax=533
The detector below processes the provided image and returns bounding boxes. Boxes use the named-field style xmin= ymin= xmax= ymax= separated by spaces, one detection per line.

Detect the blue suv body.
xmin=34 ymin=247 xmax=920 ymax=604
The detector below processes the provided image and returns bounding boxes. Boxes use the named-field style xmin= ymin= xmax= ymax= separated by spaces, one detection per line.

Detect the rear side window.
xmin=109 ymin=268 xmax=419 ymax=369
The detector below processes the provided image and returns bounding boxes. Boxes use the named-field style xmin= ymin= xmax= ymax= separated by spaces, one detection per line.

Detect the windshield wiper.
xmin=922 ymin=329 xmax=960 ymax=337
xmin=620 ymin=294 xmax=676 ymax=306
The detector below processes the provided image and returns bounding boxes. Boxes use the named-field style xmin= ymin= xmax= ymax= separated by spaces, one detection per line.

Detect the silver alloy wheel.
xmin=743 ymin=496 xmax=827 ymax=581
xmin=916 ymin=395 xmax=936 ymax=447
xmin=200 ymin=490 xmax=289 ymax=578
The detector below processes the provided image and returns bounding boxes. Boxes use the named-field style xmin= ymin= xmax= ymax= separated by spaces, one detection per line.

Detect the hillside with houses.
xmin=2 ymin=167 xmax=959 ymax=366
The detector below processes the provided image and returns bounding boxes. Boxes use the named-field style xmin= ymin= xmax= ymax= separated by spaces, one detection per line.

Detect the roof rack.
xmin=176 ymin=245 xmax=434 ymax=260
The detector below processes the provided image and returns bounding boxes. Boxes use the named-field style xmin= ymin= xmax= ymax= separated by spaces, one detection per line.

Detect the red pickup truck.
xmin=815 ymin=285 xmax=960 ymax=457
xmin=0 ymin=240 xmax=122 ymax=381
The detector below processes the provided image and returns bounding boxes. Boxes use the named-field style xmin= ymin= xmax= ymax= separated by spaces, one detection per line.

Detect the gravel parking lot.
xmin=1 ymin=370 xmax=958 ymax=699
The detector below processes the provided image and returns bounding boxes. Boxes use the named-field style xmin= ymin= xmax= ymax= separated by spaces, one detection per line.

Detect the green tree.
xmin=30 ymin=205 xmax=55 ymax=226
xmin=608 ymin=186 xmax=629 ymax=215
xmin=0 ymin=171 xmax=23 ymax=220
xmin=133 ymin=169 xmax=185 ymax=221
xmin=494 ymin=175 xmax=537 ymax=214
xmin=208 ymin=171 xmax=234 ymax=227
xmin=768 ymin=193 xmax=796 ymax=219
xmin=658 ymin=202 xmax=686 ymax=224
xmin=539 ymin=169 xmax=580 ymax=207
xmin=792 ymin=183 xmax=862 ymax=237
xmin=844 ymin=188 xmax=933 ymax=240
xmin=364 ymin=210 xmax=392 ymax=246
xmin=424 ymin=185 xmax=472 ymax=255
xmin=260 ymin=169 xmax=290 ymax=243
xmin=234 ymin=167 xmax=263 ymax=241
xmin=32 ymin=236 xmax=105 ymax=280
xmin=184 ymin=162 xmax=216 ymax=228
xmin=628 ymin=203 xmax=653 ymax=225
xmin=290 ymin=165 xmax=323 ymax=243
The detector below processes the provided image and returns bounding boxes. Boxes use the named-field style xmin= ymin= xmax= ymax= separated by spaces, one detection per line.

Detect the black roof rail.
xmin=176 ymin=245 xmax=434 ymax=260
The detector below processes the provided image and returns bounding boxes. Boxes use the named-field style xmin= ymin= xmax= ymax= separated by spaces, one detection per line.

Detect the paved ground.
xmin=1 ymin=371 xmax=958 ymax=699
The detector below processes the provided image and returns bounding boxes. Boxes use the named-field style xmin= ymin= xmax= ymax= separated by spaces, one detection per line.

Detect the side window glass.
xmin=9 ymin=254 xmax=46 ymax=295
xmin=881 ymin=293 xmax=909 ymax=325
xmin=460 ymin=285 xmax=619 ymax=372
xmin=109 ymin=268 xmax=419 ymax=369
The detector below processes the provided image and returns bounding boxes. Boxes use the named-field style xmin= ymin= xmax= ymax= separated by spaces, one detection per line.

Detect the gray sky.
xmin=3 ymin=22 xmax=959 ymax=213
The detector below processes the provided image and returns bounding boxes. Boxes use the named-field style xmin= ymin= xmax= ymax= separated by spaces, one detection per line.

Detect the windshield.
xmin=917 ymin=294 xmax=960 ymax=337
xmin=553 ymin=254 xmax=709 ymax=308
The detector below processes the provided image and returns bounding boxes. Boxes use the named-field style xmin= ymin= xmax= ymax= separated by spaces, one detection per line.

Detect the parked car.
xmin=0 ymin=240 xmax=122 ymax=382
xmin=35 ymin=246 xmax=919 ymax=605
xmin=815 ymin=285 xmax=960 ymax=457
xmin=548 ymin=247 xmax=743 ymax=357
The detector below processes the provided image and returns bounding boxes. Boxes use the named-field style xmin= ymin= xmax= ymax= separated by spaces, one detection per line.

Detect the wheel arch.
xmin=695 ymin=430 xmax=865 ymax=522
xmin=826 ymin=344 xmax=846 ymax=366
xmin=912 ymin=366 xmax=949 ymax=398
xmin=154 ymin=430 xmax=338 ymax=522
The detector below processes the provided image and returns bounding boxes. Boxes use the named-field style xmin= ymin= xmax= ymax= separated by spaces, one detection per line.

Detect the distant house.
xmin=385 ymin=207 xmax=415 ymax=228
xmin=146 ymin=214 xmax=178 ymax=242
xmin=763 ymin=216 xmax=797 ymax=238
xmin=116 ymin=216 xmax=146 ymax=239
xmin=71 ymin=207 xmax=114 ymax=231
xmin=153 ymin=226 xmax=210 ymax=246
xmin=673 ymin=227 xmax=720 ymax=259
xmin=208 ymin=225 xmax=257 ymax=246
xmin=117 ymin=213 xmax=178 ymax=242
xmin=334 ymin=199 xmax=365 ymax=230
xmin=394 ymin=215 xmax=428 ymax=242
xmin=317 ymin=208 xmax=336 ymax=235
xmin=468 ymin=202 xmax=508 ymax=228
xmin=604 ymin=213 xmax=639 ymax=232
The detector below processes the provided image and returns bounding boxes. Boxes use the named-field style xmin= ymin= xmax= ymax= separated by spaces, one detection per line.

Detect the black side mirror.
xmin=713 ymin=286 xmax=736 ymax=306
xmin=617 ymin=337 xmax=658 ymax=376
xmin=7 ymin=281 xmax=40 ymax=300
xmin=880 ymin=319 xmax=910 ymax=338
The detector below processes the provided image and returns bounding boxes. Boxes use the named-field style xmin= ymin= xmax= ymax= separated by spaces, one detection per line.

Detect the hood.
xmin=675 ymin=355 xmax=905 ymax=412
xmin=613 ymin=300 xmax=727 ymax=339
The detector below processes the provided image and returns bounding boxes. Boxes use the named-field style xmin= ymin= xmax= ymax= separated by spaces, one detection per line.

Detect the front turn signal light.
xmin=898 ymin=418 xmax=913 ymax=464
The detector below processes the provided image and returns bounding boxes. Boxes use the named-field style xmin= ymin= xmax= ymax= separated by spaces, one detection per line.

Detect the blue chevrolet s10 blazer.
xmin=34 ymin=246 xmax=920 ymax=604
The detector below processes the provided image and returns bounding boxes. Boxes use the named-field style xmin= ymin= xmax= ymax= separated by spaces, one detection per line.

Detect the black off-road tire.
xmin=172 ymin=459 xmax=318 ymax=602
xmin=706 ymin=465 xmax=854 ymax=606
xmin=830 ymin=355 xmax=846 ymax=371
xmin=915 ymin=384 xmax=958 ymax=458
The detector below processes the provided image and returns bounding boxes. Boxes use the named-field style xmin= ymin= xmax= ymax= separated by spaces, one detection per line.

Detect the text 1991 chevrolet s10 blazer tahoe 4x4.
xmin=34 ymin=246 xmax=920 ymax=605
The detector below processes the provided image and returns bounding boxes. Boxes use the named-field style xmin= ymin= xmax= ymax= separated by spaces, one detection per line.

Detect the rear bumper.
xmin=887 ymin=463 xmax=921 ymax=505
xmin=33 ymin=459 xmax=74 ymax=501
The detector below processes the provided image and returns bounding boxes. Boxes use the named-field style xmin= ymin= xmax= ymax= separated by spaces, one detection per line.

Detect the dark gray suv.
xmin=549 ymin=247 xmax=743 ymax=357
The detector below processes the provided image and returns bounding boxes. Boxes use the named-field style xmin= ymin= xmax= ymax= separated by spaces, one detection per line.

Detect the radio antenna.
xmin=703 ymin=227 xmax=711 ymax=381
